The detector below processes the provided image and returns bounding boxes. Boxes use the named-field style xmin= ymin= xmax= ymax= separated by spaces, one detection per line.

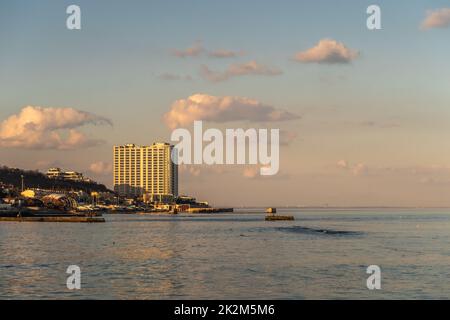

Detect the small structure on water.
xmin=265 ymin=207 xmax=294 ymax=221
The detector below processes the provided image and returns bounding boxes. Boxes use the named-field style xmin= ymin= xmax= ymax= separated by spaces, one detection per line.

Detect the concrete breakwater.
xmin=185 ymin=207 xmax=234 ymax=214
xmin=265 ymin=215 xmax=295 ymax=221
xmin=133 ymin=207 xmax=234 ymax=214
xmin=265 ymin=207 xmax=295 ymax=221
xmin=0 ymin=208 xmax=105 ymax=223
xmin=0 ymin=216 xmax=105 ymax=222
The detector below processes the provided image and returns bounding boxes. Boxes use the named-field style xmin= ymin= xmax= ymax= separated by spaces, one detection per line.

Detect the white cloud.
xmin=163 ymin=94 xmax=299 ymax=129
xmin=0 ymin=106 xmax=111 ymax=150
xmin=421 ymin=8 xmax=450 ymax=30
xmin=294 ymin=39 xmax=359 ymax=64
xmin=89 ymin=161 xmax=112 ymax=176
xmin=200 ymin=61 xmax=282 ymax=82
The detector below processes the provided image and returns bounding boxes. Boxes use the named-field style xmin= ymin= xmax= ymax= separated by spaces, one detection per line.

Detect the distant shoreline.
xmin=231 ymin=206 xmax=450 ymax=210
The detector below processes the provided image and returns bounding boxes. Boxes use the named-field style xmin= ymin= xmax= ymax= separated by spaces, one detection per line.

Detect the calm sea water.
xmin=1 ymin=208 xmax=450 ymax=299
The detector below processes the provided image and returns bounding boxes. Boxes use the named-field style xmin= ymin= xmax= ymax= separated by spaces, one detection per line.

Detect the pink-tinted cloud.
xmin=172 ymin=42 xmax=204 ymax=58
xmin=172 ymin=42 xmax=244 ymax=59
xmin=337 ymin=160 xmax=368 ymax=176
xmin=337 ymin=160 xmax=349 ymax=169
xmin=0 ymin=106 xmax=111 ymax=150
xmin=158 ymin=73 xmax=193 ymax=81
xmin=243 ymin=167 xmax=259 ymax=179
xmin=294 ymin=39 xmax=359 ymax=64
xmin=280 ymin=130 xmax=298 ymax=146
xmin=89 ymin=161 xmax=112 ymax=176
xmin=178 ymin=165 xmax=228 ymax=183
xmin=242 ymin=166 xmax=291 ymax=180
xmin=421 ymin=8 xmax=450 ymax=30
xmin=352 ymin=163 xmax=368 ymax=176
xmin=208 ymin=49 xmax=243 ymax=58
xmin=35 ymin=160 xmax=64 ymax=171
xmin=200 ymin=61 xmax=282 ymax=82
xmin=163 ymin=94 xmax=299 ymax=129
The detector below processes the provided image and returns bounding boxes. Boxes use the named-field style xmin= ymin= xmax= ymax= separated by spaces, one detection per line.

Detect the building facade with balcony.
xmin=113 ymin=143 xmax=178 ymax=198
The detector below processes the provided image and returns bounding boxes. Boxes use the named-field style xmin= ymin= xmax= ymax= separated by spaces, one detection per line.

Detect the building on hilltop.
xmin=46 ymin=168 xmax=64 ymax=179
xmin=46 ymin=168 xmax=84 ymax=182
xmin=63 ymin=171 xmax=84 ymax=182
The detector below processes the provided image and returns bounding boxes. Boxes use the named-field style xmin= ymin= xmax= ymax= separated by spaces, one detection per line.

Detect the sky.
xmin=1 ymin=0 xmax=450 ymax=207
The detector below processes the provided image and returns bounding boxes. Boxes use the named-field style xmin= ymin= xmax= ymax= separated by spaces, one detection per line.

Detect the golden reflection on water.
xmin=1 ymin=210 xmax=450 ymax=299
